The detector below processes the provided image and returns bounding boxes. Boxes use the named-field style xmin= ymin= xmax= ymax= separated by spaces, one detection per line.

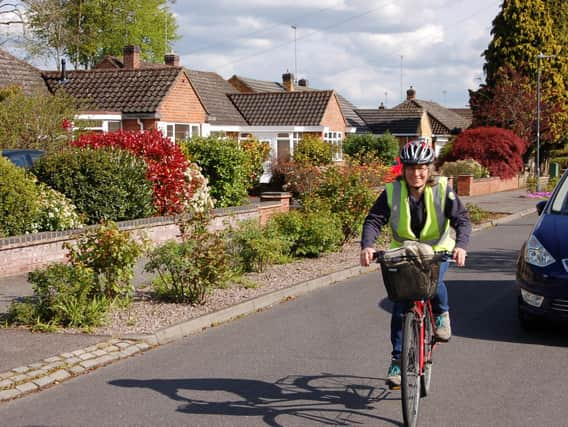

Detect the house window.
xmin=292 ymin=132 xmax=303 ymax=154
xmin=165 ymin=123 xmax=200 ymax=141
xmin=107 ymin=121 xmax=121 ymax=132
xmin=277 ymin=133 xmax=291 ymax=163
xmin=324 ymin=131 xmax=343 ymax=161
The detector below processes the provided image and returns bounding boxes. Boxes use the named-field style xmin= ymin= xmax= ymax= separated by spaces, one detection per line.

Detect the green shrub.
xmin=8 ymin=264 xmax=109 ymax=329
xmin=266 ymin=210 xmax=342 ymax=257
xmin=296 ymin=211 xmax=343 ymax=257
xmin=226 ymin=219 xmax=289 ymax=272
xmin=145 ymin=211 xmax=232 ymax=304
xmin=440 ymin=159 xmax=490 ymax=179
xmin=32 ymin=147 xmax=155 ymax=224
xmin=342 ymin=132 xmax=399 ymax=164
xmin=64 ymin=221 xmax=145 ymax=301
xmin=306 ymin=164 xmax=379 ymax=243
xmin=183 ymin=137 xmax=251 ymax=207
xmin=294 ymin=135 xmax=332 ymax=165
xmin=0 ymin=156 xmax=40 ymax=237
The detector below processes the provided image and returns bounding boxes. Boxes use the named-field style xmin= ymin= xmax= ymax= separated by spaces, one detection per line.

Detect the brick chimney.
xmin=282 ymin=72 xmax=295 ymax=92
xmin=123 ymin=45 xmax=141 ymax=69
xmin=164 ymin=53 xmax=180 ymax=66
xmin=298 ymin=78 xmax=309 ymax=87
xmin=406 ymin=86 xmax=416 ymax=100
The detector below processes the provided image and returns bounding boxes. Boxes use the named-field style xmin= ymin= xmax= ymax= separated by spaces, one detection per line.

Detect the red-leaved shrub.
xmin=73 ymin=130 xmax=197 ymax=215
xmin=447 ymin=127 xmax=528 ymax=179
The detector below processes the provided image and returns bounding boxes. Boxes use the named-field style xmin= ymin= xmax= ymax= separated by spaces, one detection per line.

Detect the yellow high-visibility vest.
xmin=385 ymin=176 xmax=455 ymax=252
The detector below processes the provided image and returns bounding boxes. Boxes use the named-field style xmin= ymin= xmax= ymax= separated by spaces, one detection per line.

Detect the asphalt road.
xmin=1 ymin=213 xmax=568 ymax=426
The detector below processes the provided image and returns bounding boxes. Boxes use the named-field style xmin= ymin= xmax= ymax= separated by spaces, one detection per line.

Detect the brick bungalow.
xmin=355 ymin=86 xmax=472 ymax=155
xmin=42 ymin=46 xmax=208 ymax=138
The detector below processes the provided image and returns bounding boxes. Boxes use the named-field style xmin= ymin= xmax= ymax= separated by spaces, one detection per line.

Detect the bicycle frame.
xmin=407 ymin=299 xmax=436 ymax=378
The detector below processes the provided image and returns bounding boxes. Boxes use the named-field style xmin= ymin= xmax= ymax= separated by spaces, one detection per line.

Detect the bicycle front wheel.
xmin=401 ymin=310 xmax=421 ymax=427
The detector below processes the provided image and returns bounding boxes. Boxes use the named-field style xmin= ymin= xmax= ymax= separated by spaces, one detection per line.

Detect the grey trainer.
xmin=435 ymin=311 xmax=451 ymax=341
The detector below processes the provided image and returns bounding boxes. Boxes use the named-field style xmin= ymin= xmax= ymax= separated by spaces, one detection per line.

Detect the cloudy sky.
xmin=169 ymin=0 xmax=502 ymax=108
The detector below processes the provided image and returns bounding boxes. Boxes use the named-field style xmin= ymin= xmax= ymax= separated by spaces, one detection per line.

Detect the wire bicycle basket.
xmin=375 ymin=248 xmax=448 ymax=302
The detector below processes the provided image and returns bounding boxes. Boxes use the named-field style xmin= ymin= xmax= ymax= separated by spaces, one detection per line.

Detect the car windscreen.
xmin=550 ymin=175 xmax=568 ymax=215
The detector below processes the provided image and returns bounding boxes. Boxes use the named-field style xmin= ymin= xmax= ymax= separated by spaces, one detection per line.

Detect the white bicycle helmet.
xmin=399 ymin=140 xmax=435 ymax=165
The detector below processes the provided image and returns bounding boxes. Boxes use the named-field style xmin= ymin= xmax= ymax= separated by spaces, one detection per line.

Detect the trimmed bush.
xmin=183 ymin=136 xmax=251 ymax=207
xmin=0 ymin=156 xmax=40 ymax=237
xmin=72 ymin=130 xmax=208 ymax=215
xmin=294 ymin=135 xmax=333 ymax=165
xmin=32 ymin=147 xmax=155 ymax=224
xmin=343 ymin=132 xmax=399 ymax=164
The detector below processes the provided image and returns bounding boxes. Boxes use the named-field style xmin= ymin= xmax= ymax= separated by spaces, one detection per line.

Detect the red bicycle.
xmin=374 ymin=249 xmax=452 ymax=427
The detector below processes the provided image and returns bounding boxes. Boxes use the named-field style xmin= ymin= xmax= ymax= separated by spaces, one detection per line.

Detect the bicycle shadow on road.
xmin=110 ymin=373 xmax=403 ymax=426
xmin=376 ymin=248 xmax=568 ymax=347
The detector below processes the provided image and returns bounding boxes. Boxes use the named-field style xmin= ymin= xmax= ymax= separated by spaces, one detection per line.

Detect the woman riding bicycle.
xmin=359 ymin=140 xmax=471 ymax=389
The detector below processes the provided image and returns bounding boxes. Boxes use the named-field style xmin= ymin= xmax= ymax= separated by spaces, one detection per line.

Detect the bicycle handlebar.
xmin=372 ymin=250 xmax=455 ymax=264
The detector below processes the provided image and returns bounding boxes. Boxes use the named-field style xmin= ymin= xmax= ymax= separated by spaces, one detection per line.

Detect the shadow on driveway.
xmin=110 ymin=373 xmax=403 ymax=426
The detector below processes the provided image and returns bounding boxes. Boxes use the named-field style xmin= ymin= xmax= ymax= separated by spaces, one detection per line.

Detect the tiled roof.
xmin=0 ymin=49 xmax=47 ymax=96
xmin=449 ymin=108 xmax=473 ymax=123
xmin=393 ymin=99 xmax=471 ymax=135
xmin=230 ymin=75 xmax=363 ymax=127
xmin=336 ymin=94 xmax=366 ymax=128
xmin=42 ymin=67 xmax=183 ymax=114
xmin=185 ymin=69 xmax=247 ymax=126
xmin=228 ymin=91 xmax=335 ymax=126
xmin=354 ymin=109 xmax=423 ymax=135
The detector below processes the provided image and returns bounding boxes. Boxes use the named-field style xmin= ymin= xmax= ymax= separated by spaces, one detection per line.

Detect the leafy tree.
xmin=23 ymin=0 xmax=179 ymax=69
xmin=471 ymin=0 xmax=568 ymax=167
xmin=446 ymin=127 xmax=528 ymax=179
xmin=0 ymin=86 xmax=77 ymax=151
xmin=482 ymin=0 xmax=563 ymax=88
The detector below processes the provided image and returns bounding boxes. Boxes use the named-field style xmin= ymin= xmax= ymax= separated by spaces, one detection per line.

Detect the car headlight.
xmin=524 ymin=235 xmax=556 ymax=267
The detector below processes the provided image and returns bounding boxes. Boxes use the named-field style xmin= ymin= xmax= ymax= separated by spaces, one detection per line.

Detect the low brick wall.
xmin=0 ymin=193 xmax=291 ymax=278
xmin=455 ymin=174 xmax=528 ymax=196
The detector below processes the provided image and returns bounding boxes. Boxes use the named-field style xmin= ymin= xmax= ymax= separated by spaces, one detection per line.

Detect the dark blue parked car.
xmin=517 ymin=168 xmax=568 ymax=328
xmin=1 ymin=149 xmax=45 ymax=169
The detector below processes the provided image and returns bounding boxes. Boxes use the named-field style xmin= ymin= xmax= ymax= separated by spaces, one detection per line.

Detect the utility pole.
xmin=536 ymin=52 xmax=555 ymax=192
xmin=291 ymin=25 xmax=297 ymax=81
xmin=400 ymin=55 xmax=403 ymax=102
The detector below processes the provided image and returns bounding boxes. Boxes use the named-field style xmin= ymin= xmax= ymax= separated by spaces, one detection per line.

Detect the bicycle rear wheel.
xmin=401 ymin=310 xmax=421 ymax=427
xmin=421 ymin=305 xmax=434 ymax=397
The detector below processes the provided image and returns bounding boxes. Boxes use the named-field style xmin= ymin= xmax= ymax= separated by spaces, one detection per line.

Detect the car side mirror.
xmin=536 ymin=200 xmax=547 ymax=215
